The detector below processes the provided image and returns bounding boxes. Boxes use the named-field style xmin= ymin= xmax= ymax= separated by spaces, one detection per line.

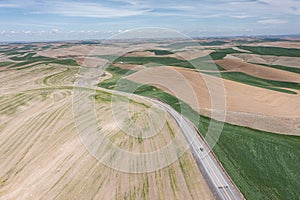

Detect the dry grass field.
xmin=0 ymin=45 xmax=215 ymax=199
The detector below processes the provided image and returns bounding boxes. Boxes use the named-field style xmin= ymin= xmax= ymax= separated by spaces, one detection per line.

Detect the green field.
xmin=114 ymin=56 xmax=194 ymax=67
xmin=214 ymin=123 xmax=300 ymax=200
xmin=164 ymin=41 xmax=228 ymax=49
xmin=204 ymin=71 xmax=300 ymax=94
xmin=253 ymin=63 xmax=300 ymax=75
xmin=192 ymin=48 xmax=243 ymax=61
xmin=238 ymin=46 xmax=300 ymax=57
xmin=98 ymin=64 xmax=300 ymax=200
xmin=114 ymin=55 xmax=225 ymax=71
xmin=147 ymin=49 xmax=174 ymax=55
xmin=0 ymin=61 xmax=13 ymax=67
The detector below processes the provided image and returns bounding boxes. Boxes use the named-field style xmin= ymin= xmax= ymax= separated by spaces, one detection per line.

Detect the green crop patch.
xmin=147 ymin=49 xmax=174 ymax=55
xmin=205 ymin=71 xmax=299 ymax=94
xmin=0 ymin=62 xmax=14 ymax=67
xmin=238 ymin=46 xmax=300 ymax=57
xmin=114 ymin=56 xmax=193 ymax=67
xmin=192 ymin=48 xmax=242 ymax=61
xmin=213 ymin=122 xmax=300 ymax=200
xmin=49 ymin=59 xmax=79 ymax=66
xmin=164 ymin=41 xmax=228 ymax=49
xmin=163 ymin=42 xmax=200 ymax=49
xmin=98 ymin=65 xmax=136 ymax=89
xmin=114 ymin=55 xmax=225 ymax=71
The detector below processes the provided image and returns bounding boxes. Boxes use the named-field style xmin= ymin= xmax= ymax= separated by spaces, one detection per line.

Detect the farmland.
xmin=1 ymin=38 xmax=300 ymax=200
xmin=0 ymin=43 xmax=214 ymax=199
xmin=100 ymin=64 xmax=300 ymax=200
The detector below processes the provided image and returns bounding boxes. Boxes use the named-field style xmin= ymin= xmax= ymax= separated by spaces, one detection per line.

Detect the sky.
xmin=0 ymin=0 xmax=300 ymax=42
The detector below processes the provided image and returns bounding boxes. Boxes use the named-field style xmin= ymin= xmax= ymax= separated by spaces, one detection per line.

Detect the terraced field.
xmin=0 ymin=44 xmax=214 ymax=199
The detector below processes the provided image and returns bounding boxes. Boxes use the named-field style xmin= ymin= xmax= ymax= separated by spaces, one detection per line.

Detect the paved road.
xmin=152 ymin=99 xmax=245 ymax=200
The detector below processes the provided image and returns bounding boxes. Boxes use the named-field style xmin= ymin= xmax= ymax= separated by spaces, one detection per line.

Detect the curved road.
xmin=77 ymin=72 xmax=245 ymax=200
xmin=152 ymin=99 xmax=245 ymax=200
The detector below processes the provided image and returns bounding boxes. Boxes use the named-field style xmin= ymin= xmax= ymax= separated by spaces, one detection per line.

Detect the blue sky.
xmin=0 ymin=0 xmax=300 ymax=41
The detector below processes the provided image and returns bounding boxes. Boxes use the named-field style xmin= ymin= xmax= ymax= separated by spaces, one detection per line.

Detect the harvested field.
xmin=247 ymin=41 xmax=300 ymax=49
xmin=76 ymin=57 xmax=108 ymax=68
xmin=113 ymin=63 xmax=146 ymax=71
xmin=0 ymin=88 xmax=214 ymax=200
xmin=215 ymin=59 xmax=300 ymax=83
xmin=227 ymin=53 xmax=300 ymax=69
xmin=126 ymin=66 xmax=300 ymax=135
xmin=37 ymin=45 xmax=124 ymax=58
xmin=124 ymin=51 xmax=156 ymax=57
xmin=0 ymin=46 xmax=215 ymax=200
xmin=171 ymin=50 xmax=214 ymax=60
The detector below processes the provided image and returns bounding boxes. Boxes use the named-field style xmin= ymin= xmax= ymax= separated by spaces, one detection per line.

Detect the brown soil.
xmin=215 ymin=59 xmax=300 ymax=83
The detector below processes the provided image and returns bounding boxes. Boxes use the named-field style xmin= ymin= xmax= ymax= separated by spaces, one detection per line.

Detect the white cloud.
xmin=0 ymin=3 xmax=20 ymax=8
xmin=257 ymin=19 xmax=288 ymax=24
xmin=259 ymin=0 xmax=300 ymax=15
xmin=51 ymin=29 xmax=59 ymax=34
xmin=231 ymin=15 xmax=251 ymax=19
xmin=33 ymin=1 xmax=150 ymax=18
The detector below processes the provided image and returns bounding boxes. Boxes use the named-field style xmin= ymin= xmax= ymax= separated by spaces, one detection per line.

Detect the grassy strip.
xmin=114 ymin=55 xmax=225 ymax=71
xmin=98 ymin=65 xmax=202 ymax=128
xmin=205 ymin=71 xmax=299 ymax=94
xmin=114 ymin=56 xmax=194 ymax=68
xmin=0 ymin=62 xmax=14 ymax=67
xmin=9 ymin=53 xmax=44 ymax=61
xmin=97 ymin=65 xmax=136 ymax=89
xmin=164 ymin=41 xmax=228 ymax=49
xmin=49 ymin=59 xmax=79 ymax=66
xmin=238 ymin=46 xmax=300 ymax=57
xmin=9 ymin=58 xmax=78 ymax=69
xmin=98 ymin=65 xmax=300 ymax=200
xmin=8 ymin=52 xmax=54 ymax=68
xmin=8 ymin=51 xmax=78 ymax=67
xmin=147 ymin=49 xmax=174 ymax=55
xmin=231 ymin=38 xmax=287 ymax=44
xmin=9 ymin=59 xmax=52 ymax=68
xmin=163 ymin=42 xmax=201 ymax=49
xmin=97 ymin=55 xmax=120 ymax=62
xmin=192 ymin=48 xmax=242 ymax=61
